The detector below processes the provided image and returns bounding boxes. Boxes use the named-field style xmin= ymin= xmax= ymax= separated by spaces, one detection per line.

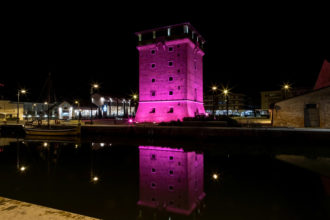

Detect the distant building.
xmin=91 ymin=93 xmax=136 ymax=117
xmin=0 ymin=100 xmax=23 ymax=120
xmin=135 ymin=23 xmax=206 ymax=122
xmin=204 ymin=92 xmax=247 ymax=116
xmin=261 ymin=88 xmax=309 ymax=109
xmin=273 ymin=60 xmax=330 ymax=128
xmin=138 ymin=146 xmax=205 ymax=216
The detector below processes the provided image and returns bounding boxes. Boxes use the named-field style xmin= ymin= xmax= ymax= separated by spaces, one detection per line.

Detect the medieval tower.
xmin=135 ymin=23 xmax=206 ymax=122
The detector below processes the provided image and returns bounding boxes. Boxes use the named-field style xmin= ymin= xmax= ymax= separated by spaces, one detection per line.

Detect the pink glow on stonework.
xmin=135 ymin=37 xmax=205 ymax=122
xmin=137 ymin=145 xmax=205 ymax=215
xmin=314 ymin=60 xmax=330 ymax=90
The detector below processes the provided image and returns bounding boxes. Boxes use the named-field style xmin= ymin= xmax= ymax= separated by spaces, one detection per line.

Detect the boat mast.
xmin=47 ymin=72 xmax=51 ymax=128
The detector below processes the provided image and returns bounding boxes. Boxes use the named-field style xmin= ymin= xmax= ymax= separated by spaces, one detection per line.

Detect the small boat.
xmin=24 ymin=126 xmax=81 ymax=136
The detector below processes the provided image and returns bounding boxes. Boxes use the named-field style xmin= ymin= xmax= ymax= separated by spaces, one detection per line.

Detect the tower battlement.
xmin=135 ymin=23 xmax=205 ymax=50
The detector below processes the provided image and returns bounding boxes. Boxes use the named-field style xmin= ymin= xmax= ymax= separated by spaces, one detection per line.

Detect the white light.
xmin=212 ymin=173 xmax=219 ymax=180
xmin=20 ymin=166 xmax=26 ymax=172
xmin=101 ymin=97 xmax=105 ymax=102
xmin=100 ymin=143 xmax=105 ymax=147
xmin=92 ymin=176 xmax=99 ymax=182
xmin=43 ymin=142 xmax=48 ymax=147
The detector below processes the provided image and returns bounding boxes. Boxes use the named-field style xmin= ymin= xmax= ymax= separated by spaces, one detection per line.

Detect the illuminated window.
xmin=168 ymin=61 xmax=173 ymax=66
xmin=152 ymin=79 xmax=155 ymax=83
xmin=151 ymin=63 xmax=156 ymax=68
xmin=168 ymin=47 xmax=173 ymax=52
xmin=169 ymin=77 xmax=173 ymax=81
xmin=169 ymin=91 xmax=173 ymax=95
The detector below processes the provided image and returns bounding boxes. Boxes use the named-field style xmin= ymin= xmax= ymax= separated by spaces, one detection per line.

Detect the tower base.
xmin=135 ymin=101 xmax=205 ymax=123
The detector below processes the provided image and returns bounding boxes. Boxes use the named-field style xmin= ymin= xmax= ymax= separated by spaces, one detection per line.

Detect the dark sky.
xmin=1 ymin=5 xmax=329 ymax=104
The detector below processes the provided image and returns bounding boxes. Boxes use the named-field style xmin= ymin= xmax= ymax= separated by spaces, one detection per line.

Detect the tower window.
xmin=169 ymin=77 xmax=173 ymax=81
xmin=168 ymin=61 xmax=173 ymax=67
xmin=169 ymin=170 xmax=173 ymax=175
xmin=169 ymin=91 xmax=173 ymax=95
xmin=151 ymin=49 xmax=156 ymax=55
xmin=178 ymin=86 xmax=180 ymax=90
xmin=151 ymin=182 xmax=156 ymax=188
xmin=150 ymin=108 xmax=156 ymax=113
xmin=152 ymin=79 xmax=155 ymax=83
xmin=151 ymin=91 xmax=156 ymax=96
xmin=168 ymin=47 xmax=174 ymax=52
xmin=169 ymin=185 xmax=174 ymax=191
xmin=151 ymin=154 xmax=156 ymax=160
xmin=169 ymin=156 xmax=173 ymax=160
xmin=168 ymin=108 xmax=174 ymax=113
xmin=151 ymin=63 xmax=156 ymax=68
xmin=151 ymin=168 xmax=156 ymax=173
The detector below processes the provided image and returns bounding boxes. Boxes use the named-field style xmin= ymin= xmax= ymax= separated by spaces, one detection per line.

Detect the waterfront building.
xmin=135 ymin=23 xmax=206 ymax=122
xmin=204 ymin=92 xmax=248 ymax=116
xmin=273 ymin=60 xmax=330 ymax=128
xmin=261 ymin=88 xmax=309 ymax=109
xmin=91 ymin=93 xmax=136 ymax=117
xmin=0 ymin=100 xmax=23 ymax=120
xmin=138 ymin=146 xmax=205 ymax=216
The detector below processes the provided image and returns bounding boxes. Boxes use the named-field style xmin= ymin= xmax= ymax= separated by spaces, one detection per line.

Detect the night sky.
xmin=1 ymin=6 xmax=329 ymax=105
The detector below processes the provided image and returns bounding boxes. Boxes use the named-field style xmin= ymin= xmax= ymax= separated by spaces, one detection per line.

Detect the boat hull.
xmin=24 ymin=127 xmax=81 ymax=136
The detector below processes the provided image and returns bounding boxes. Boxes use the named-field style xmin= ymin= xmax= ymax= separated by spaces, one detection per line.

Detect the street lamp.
xmin=17 ymin=89 xmax=27 ymax=123
xmin=282 ymin=83 xmax=291 ymax=99
xmin=90 ymin=83 xmax=99 ymax=124
xmin=132 ymin=94 xmax=138 ymax=116
xmin=75 ymin=100 xmax=81 ymax=125
xmin=211 ymin=86 xmax=217 ymax=117
xmin=222 ymin=89 xmax=229 ymax=116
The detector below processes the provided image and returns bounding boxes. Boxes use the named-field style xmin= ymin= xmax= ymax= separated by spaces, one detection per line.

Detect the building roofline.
xmin=274 ymin=85 xmax=330 ymax=105
xmin=134 ymin=22 xmax=205 ymax=43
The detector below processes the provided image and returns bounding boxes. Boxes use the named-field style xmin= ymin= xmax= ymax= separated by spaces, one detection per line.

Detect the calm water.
xmin=0 ymin=137 xmax=329 ymax=219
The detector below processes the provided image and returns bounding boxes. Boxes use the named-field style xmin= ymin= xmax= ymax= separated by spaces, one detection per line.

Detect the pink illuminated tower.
xmin=135 ymin=23 xmax=206 ymax=122
xmin=138 ymin=146 xmax=205 ymax=216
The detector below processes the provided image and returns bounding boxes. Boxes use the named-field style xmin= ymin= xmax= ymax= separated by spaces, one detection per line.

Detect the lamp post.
xmin=90 ymin=83 xmax=99 ymax=124
xmin=282 ymin=83 xmax=290 ymax=99
xmin=223 ymin=89 xmax=229 ymax=116
xmin=211 ymin=86 xmax=217 ymax=117
xmin=132 ymin=94 xmax=138 ymax=116
xmin=75 ymin=100 xmax=81 ymax=125
xmin=17 ymin=89 xmax=26 ymax=123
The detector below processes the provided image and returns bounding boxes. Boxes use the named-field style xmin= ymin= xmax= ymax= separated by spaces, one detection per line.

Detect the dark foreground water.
xmin=0 ymin=137 xmax=329 ymax=219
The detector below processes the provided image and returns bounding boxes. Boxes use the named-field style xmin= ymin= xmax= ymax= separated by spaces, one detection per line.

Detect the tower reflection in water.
xmin=138 ymin=146 xmax=205 ymax=217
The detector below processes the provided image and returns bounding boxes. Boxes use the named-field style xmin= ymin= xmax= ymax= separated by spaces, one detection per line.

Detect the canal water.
xmin=0 ymin=137 xmax=329 ymax=219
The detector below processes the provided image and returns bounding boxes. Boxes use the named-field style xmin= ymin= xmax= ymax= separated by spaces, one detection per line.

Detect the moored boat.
xmin=24 ymin=126 xmax=81 ymax=136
